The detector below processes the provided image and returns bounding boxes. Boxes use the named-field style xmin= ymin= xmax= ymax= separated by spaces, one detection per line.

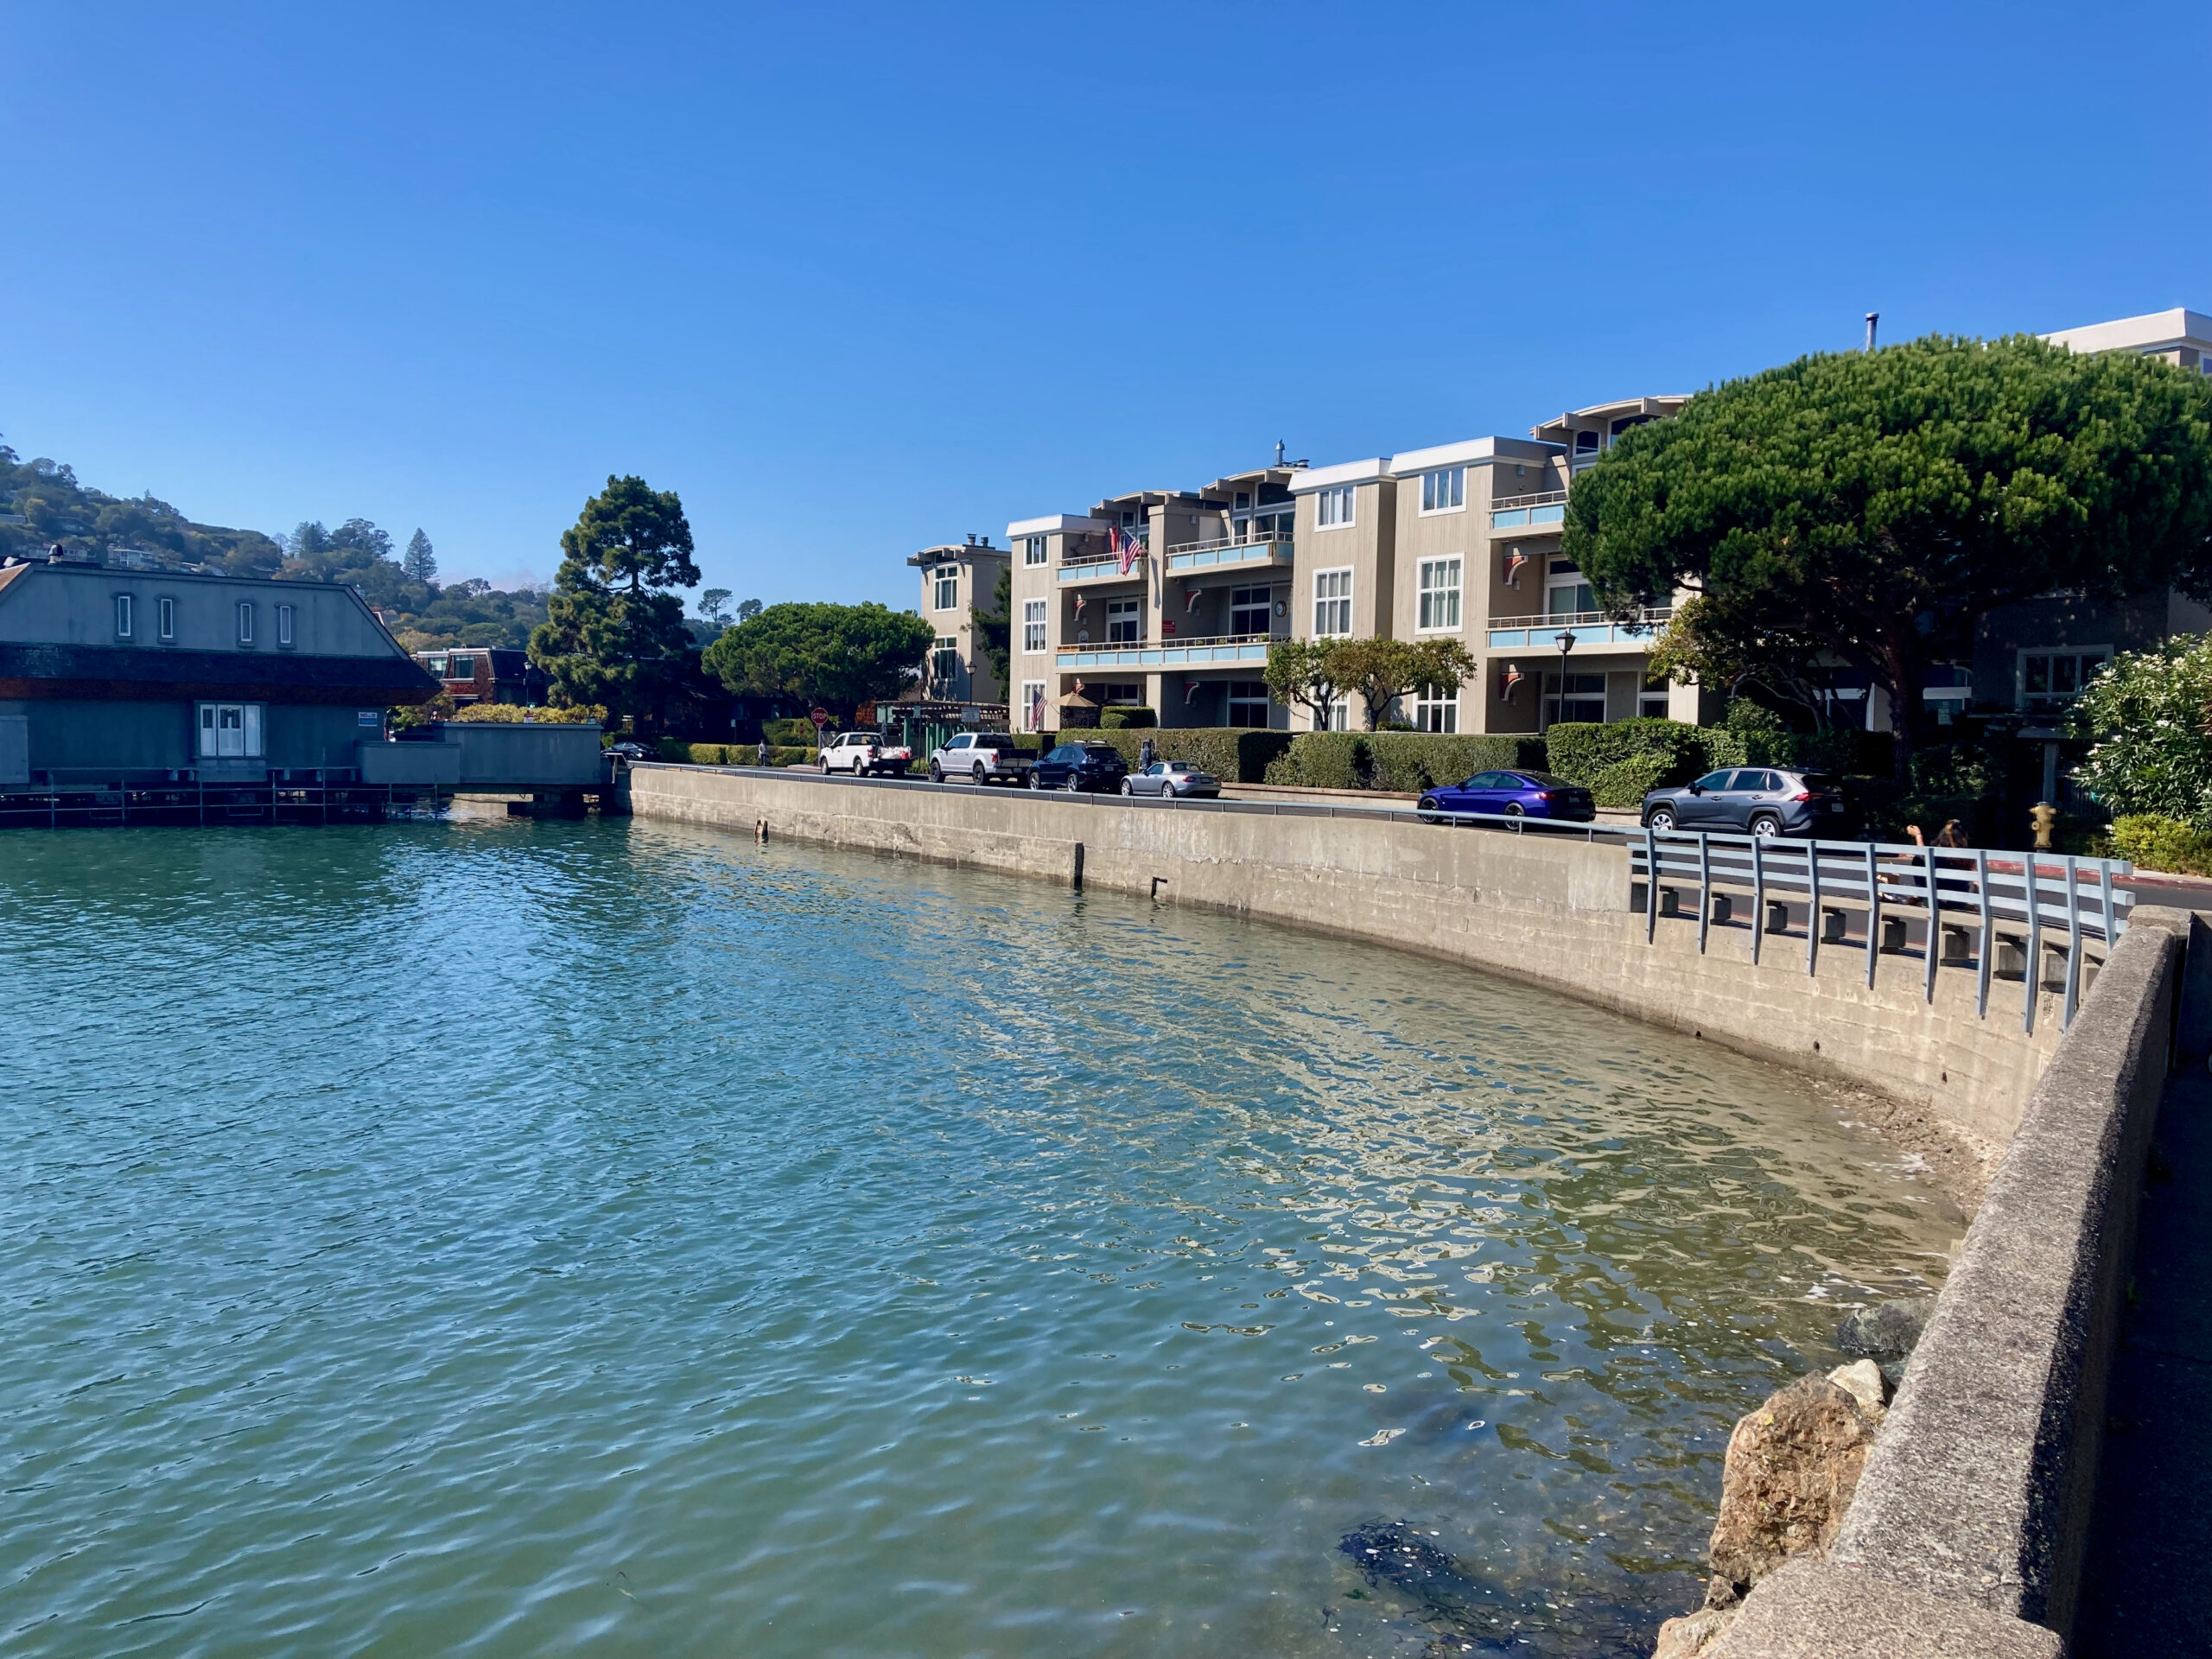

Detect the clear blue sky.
xmin=4 ymin=2 xmax=2207 ymax=606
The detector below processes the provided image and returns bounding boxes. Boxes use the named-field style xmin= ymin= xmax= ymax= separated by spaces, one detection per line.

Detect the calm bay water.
xmin=0 ymin=820 xmax=1961 ymax=1657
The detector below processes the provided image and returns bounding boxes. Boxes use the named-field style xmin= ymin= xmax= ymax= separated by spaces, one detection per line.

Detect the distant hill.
xmin=0 ymin=437 xmax=546 ymax=651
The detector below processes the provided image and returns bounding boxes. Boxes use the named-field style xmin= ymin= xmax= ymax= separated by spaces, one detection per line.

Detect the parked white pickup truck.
xmin=820 ymin=731 xmax=912 ymax=777
xmin=927 ymin=732 xmax=1034 ymax=785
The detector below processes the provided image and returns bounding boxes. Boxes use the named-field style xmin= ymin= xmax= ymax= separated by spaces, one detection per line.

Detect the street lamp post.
xmin=1546 ymin=628 xmax=1577 ymax=732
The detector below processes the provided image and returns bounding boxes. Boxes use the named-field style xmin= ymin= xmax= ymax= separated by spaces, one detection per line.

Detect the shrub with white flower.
xmin=2071 ymin=636 xmax=2212 ymax=830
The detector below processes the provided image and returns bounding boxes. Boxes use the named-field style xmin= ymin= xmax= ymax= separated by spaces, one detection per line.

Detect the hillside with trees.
xmin=0 ymin=435 xmax=547 ymax=651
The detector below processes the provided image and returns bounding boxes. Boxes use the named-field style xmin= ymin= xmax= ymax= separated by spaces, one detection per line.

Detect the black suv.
xmin=1029 ymin=742 xmax=1129 ymax=793
xmin=1641 ymin=767 xmax=1852 ymax=837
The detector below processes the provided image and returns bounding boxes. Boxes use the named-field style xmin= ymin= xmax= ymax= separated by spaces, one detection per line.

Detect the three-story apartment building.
xmin=907 ymin=535 xmax=1010 ymax=707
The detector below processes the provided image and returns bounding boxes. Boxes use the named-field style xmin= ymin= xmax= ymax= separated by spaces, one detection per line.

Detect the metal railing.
xmin=645 ymin=764 xmax=2132 ymax=1033
xmin=1488 ymin=607 xmax=1673 ymax=632
xmin=1489 ymin=489 xmax=1569 ymax=513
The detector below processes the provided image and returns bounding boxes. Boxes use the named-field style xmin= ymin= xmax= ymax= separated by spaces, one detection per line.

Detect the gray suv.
xmin=1641 ymin=767 xmax=1852 ymax=837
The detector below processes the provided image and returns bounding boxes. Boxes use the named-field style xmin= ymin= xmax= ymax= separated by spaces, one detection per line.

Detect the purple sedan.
xmin=1416 ymin=768 xmax=1596 ymax=824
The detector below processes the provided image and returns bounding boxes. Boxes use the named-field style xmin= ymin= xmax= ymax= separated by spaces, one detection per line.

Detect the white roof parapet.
xmin=1286 ymin=457 xmax=1389 ymax=493
xmin=1006 ymin=514 xmax=1109 ymax=538
xmin=1387 ymin=435 xmax=1559 ymax=476
xmin=2040 ymin=308 xmax=2212 ymax=356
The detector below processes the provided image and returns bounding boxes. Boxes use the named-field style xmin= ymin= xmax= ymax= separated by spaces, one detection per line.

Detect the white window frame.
xmin=1323 ymin=696 xmax=1351 ymax=732
xmin=1020 ymin=679 xmax=1046 ymax=732
xmin=1228 ymin=584 xmax=1273 ymax=639
xmin=1225 ymin=680 xmax=1273 ymax=728
xmin=1416 ymin=557 xmax=1462 ymax=632
xmin=1545 ymin=672 xmax=1607 ymax=727
xmin=1021 ymin=598 xmax=1047 ymax=654
xmin=196 ymin=701 xmax=265 ymax=760
xmin=1314 ymin=484 xmax=1356 ymax=530
xmin=276 ymin=603 xmax=295 ymax=647
xmin=1104 ymin=597 xmax=1142 ymax=645
xmin=237 ymin=601 xmax=255 ymax=645
xmin=2017 ymin=645 xmax=2112 ymax=709
xmin=1419 ymin=467 xmax=1465 ymax=515
xmin=1024 ymin=536 xmax=1047 ymax=567
xmin=1313 ymin=568 xmax=1353 ymax=638
xmin=114 ymin=593 xmax=134 ymax=639
xmin=932 ymin=565 xmax=960 ymax=611
xmin=1413 ymin=683 xmax=1459 ymax=733
xmin=156 ymin=595 xmax=176 ymax=642
xmin=1547 ymin=578 xmax=1595 ymax=620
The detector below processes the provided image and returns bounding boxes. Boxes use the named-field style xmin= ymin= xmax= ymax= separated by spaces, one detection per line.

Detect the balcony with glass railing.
xmin=1055 ymin=631 xmax=1282 ymax=669
xmin=1163 ymin=531 xmax=1294 ymax=574
xmin=1484 ymin=606 xmax=1672 ymax=649
xmin=1057 ymin=551 xmax=1149 ymax=584
xmin=1487 ymin=490 xmax=1568 ymax=531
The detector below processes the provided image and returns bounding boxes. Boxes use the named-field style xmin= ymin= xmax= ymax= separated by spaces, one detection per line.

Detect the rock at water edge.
xmin=1707 ymin=1374 xmax=1881 ymax=1592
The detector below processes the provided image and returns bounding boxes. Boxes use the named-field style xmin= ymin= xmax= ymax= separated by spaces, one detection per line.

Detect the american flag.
xmin=1110 ymin=526 xmax=1141 ymax=575
xmin=1029 ymin=684 xmax=1045 ymax=729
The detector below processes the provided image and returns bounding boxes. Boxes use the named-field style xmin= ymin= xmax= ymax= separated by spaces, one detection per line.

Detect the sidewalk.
xmin=2074 ymin=1066 xmax=2212 ymax=1655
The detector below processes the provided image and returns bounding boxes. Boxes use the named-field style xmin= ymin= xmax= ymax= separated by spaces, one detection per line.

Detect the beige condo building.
xmin=906 ymin=535 xmax=1011 ymax=708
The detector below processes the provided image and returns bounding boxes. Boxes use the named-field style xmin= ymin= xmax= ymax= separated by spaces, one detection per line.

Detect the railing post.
xmin=1922 ymin=848 xmax=1938 ymax=1004
xmin=1976 ymin=849 xmax=1993 ymax=1020
xmin=1645 ymin=827 xmax=1658 ymax=944
xmin=1864 ymin=842 xmax=1880 ymax=989
xmin=1750 ymin=835 xmax=1764 ymax=966
xmin=1807 ymin=841 xmax=1821 ymax=976
xmin=2023 ymin=851 xmax=2041 ymax=1035
xmin=1697 ymin=833 xmax=1712 ymax=954
xmin=2063 ymin=855 xmax=2082 ymax=1028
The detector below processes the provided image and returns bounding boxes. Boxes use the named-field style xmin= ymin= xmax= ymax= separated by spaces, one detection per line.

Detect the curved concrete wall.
xmin=630 ymin=765 xmax=2084 ymax=1141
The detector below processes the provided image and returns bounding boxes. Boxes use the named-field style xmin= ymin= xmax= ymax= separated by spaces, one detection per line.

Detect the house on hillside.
xmin=0 ymin=559 xmax=439 ymax=785
xmin=411 ymin=645 xmax=549 ymax=709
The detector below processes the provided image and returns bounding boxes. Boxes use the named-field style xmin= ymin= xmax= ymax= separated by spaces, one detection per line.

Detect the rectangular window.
xmin=1313 ymin=569 xmax=1353 ymax=637
xmin=1323 ymin=696 xmax=1350 ymax=732
xmin=932 ymin=636 xmax=959 ymax=681
xmin=1020 ymin=680 xmax=1046 ymax=731
xmin=1226 ymin=681 xmax=1273 ymax=728
xmin=2019 ymin=647 xmax=2111 ymax=708
xmin=196 ymin=702 xmax=265 ymax=760
xmin=276 ymin=603 xmax=295 ymax=646
xmin=933 ymin=565 xmax=960 ymax=610
xmin=1417 ymin=557 xmax=1462 ymax=630
xmin=449 ymin=654 xmax=475 ymax=678
xmin=1229 ymin=585 xmax=1273 ymax=639
xmin=1315 ymin=485 xmax=1356 ymax=529
xmin=1024 ymin=536 xmax=1047 ymax=566
xmin=1545 ymin=672 xmax=1607 ymax=726
xmin=1547 ymin=580 xmax=1595 ymax=620
xmin=1022 ymin=599 xmax=1048 ymax=653
xmin=157 ymin=596 xmax=175 ymax=641
xmin=114 ymin=593 xmax=134 ymax=639
xmin=1105 ymin=598 xmax=1142 ymax=644
xmin=237 ymin=602 xmax=255 ymax=645
xmin=1413 ymin=683 xmax=1459 ymax=733
xmin=1420 ymin=467 xmax=1465 ymax=513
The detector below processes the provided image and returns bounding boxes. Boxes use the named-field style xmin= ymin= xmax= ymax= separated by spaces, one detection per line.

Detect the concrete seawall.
xmin=629 ymin=764 xmax=2081 ymax=1142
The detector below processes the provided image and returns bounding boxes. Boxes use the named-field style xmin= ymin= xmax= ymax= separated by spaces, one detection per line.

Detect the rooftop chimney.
xmin=1275 ymin=440 xmax=1286 ymax=466
xmin=966 ymin=531 xmax=976 ymax=545
xmin=1865 ymin=312 xmax=1879 ymax=353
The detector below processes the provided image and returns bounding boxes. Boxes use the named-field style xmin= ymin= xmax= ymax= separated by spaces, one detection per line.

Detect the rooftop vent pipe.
xmin=1865 ymin=312 xmax=1879 ymax=352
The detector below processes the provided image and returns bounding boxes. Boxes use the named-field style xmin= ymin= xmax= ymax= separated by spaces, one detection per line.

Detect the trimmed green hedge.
xmin=1591 ymin=752 xmax=1675 ymax=810
xmin=1542 ymin=720 xmax=1707 ymax=790
xmin=1099 ymin=706 xmax=1158 ymax=729
xmin=1262 ymin=733 xmax=1548 ymax=792
xmin=660 ymin=740 xmax=819 ymax=766
xmin=761 ymin=717 xmax=818 ymax=747
xmin=1062 ymin=727 xmax=1293 ymax=783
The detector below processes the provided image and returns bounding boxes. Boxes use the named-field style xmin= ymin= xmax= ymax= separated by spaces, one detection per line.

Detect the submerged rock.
xmin=1707 ymin=1372 xmax=1882 ymax=1592
xmin=1835 ymin=1295 xmax=1934 ymax=1361
xmin=1650 ymin=1605 xmax=1735 ymax=1657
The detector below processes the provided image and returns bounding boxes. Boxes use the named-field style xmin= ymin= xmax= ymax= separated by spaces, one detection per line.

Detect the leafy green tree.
xmin=1262 ymin=639 xmax=1341 ymax=728
xmin=1323 ymin=637 xmax=1477 ymax=731
xmin=702 ymin=601 xmax=935 ymax=718
xmin=736 ymin=597 xmax=763 ymax=622
xmin=403 ymin=528 xmax=437 ymax=583
xmin=1566 ymin=334 xmax=2212 ymax=770
xmin=699 ymin=588 xmax=733 ymax=626
xmin=530 ymin=475 xmax=702 ymax=732
xmin=973 ymin=565 xmax=1013 ymax=686
xmin=289 ymin=520 xmax=330 ymax=560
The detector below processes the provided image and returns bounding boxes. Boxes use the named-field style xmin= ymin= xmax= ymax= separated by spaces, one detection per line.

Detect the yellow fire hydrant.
xmin=2030 ymin=801 xmax=2059 ymax=852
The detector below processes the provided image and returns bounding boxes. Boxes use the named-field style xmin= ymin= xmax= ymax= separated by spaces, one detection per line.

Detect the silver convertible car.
xmin=1120 ymin=760 xmax=1220 ymax=799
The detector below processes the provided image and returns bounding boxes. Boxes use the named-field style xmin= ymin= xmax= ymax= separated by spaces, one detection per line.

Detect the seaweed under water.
xmin=1338 ymin=1520 xmax=1657 ymax=1656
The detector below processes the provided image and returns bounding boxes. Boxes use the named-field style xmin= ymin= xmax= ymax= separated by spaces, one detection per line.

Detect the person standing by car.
xmin=1137 ymin=736 xmax=1157 ymax=771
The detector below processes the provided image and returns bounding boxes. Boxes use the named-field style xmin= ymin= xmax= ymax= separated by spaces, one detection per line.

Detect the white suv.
xmin=820 ymin=731 xmax=912 ymax=777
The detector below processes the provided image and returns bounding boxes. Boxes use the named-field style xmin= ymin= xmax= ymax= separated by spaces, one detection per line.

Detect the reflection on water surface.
xmin=0 ymin=820 xmax=1959 ymax=1657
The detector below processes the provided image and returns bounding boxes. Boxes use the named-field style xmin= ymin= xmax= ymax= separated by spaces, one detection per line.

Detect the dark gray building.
xmin=0 ymin=560 xmax=438 ymax=786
